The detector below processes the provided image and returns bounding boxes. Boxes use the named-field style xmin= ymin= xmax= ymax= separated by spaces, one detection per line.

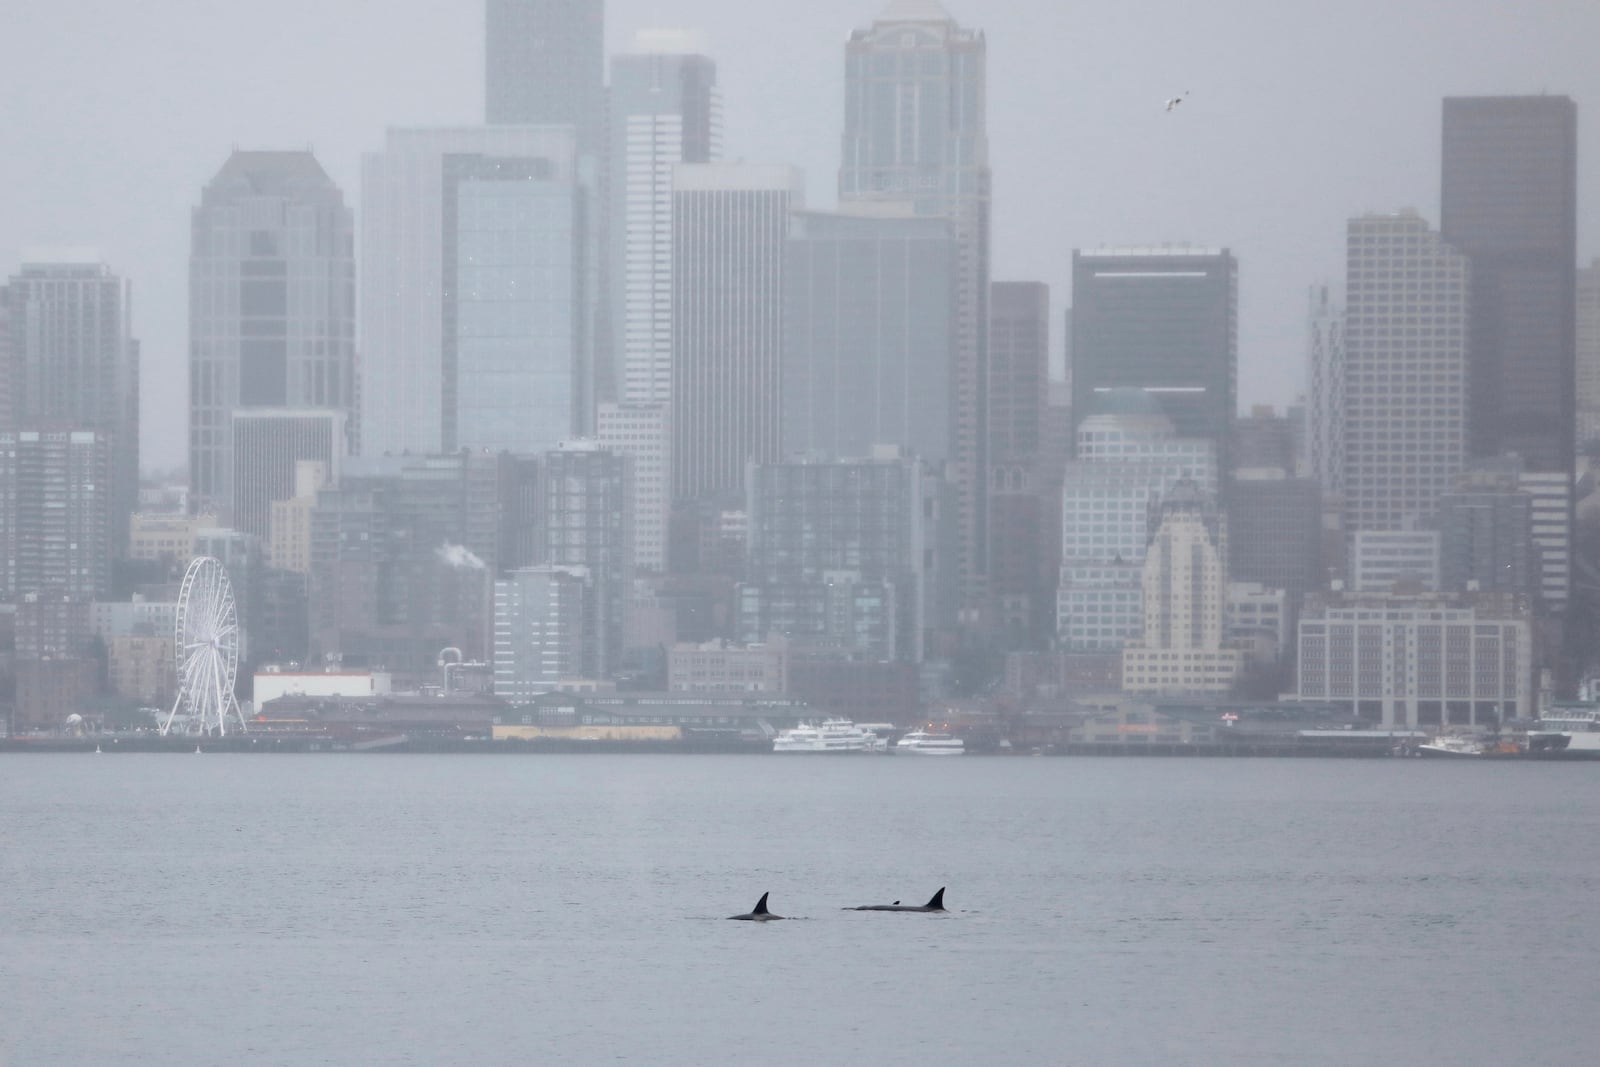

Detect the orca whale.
xmin=727 ymin=891 xmax=785 ymax=921
xmin=845 ymin=887 xmax=946 ymax=912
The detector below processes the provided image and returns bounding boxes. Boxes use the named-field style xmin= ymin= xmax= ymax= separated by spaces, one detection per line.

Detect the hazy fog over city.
xmin=2 ymin=0 xmax=1598 ymax=470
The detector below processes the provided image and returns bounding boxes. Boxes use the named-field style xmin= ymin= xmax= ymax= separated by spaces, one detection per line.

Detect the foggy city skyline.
xmin=2 ymin=0 xmax=1598 ymax=471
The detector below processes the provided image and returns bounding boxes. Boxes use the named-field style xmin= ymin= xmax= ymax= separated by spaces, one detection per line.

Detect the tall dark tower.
xmin=841 ymin=0 xmax=990 ymax=619
xmin=1441 ymin=96 xmax=1577 ymax=473
xmin=1441 ymin=95 xmax=1578 ymax=615
xmin=485 ymin=0 xmax=604 ymax=154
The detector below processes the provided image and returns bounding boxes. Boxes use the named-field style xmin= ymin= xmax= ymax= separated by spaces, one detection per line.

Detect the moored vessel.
xmin=772 ymin=718 xmax=886 ymax=753
xmin=893 ymin=729 xmax=965 ymax=756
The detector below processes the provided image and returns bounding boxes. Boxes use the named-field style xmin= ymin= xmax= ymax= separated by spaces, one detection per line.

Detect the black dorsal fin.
xmin=926 ymin=887 xmax=946 ymax=910
xmin=753 ymin=892 xmax=770 ymax=915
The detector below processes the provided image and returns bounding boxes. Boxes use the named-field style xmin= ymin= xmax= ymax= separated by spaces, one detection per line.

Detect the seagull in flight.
xmin=1165 ymin=90 xmax=1190 ymax=112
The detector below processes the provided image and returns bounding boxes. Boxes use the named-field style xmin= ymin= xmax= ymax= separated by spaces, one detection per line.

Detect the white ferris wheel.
xmin=160 ymin=556 xmax=246 ymax=737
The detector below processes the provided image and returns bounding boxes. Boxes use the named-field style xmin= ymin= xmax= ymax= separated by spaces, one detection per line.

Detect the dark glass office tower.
xmin=1070 ymin=247 xmax=1237 ymax=471
xmin=485 ymin=0 xmax=604 ymax=153
xmin=1441 ymin=95 xmax=1577 ymax=474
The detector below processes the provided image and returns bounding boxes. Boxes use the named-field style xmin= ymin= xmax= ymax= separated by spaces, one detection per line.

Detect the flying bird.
xmin=1165 ymin=91 xmax=1190 ymax=112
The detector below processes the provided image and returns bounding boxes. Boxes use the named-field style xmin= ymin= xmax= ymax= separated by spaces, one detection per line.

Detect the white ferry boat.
xmin=1528 ymin=708 xmax=1600 ymax=757
xmin=893 ymin=729 xmax=965 ymax=756
xmin=772 ymin=718 xmax=887 ymax=753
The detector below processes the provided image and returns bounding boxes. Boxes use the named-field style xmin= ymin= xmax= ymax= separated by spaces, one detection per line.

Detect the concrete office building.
xmin=3 ymin=263 xmax=138 ymax=555
xmin=230 ymin=409 xmax=346 ymax=543
xmin=670 ymin=164 xmax=800 ymax=503
xmin=493 ymin=564 xmax=590 ymax=702
xmin=0 ymin=429 xmax=112 ymax=600
xmin=1296 ymin=592 xmax=1534 ymax=727
xmin=1341 ymin=212 xmax=1470 ymax=534
xmin=1351 ymin=529 xmax=1442 ymax=593
xmin=783 ymin=208 xmax=955 ymax=464
xmin=841 ymin=0 xmax=990 ymax=610
xmin=1070 ymin=247 xmax=1237 ymax=470
xmin=597 ymin=403 xmax=668 ymax=575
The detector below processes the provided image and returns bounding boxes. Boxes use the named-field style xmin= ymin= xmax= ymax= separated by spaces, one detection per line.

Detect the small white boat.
xmin=1415 ymin=734 xmax=1485 ymax=758
xmin=773 ymin=718 xmax=886 ymax=753
xmin=894 ymin=729 xmax=965 ymax=756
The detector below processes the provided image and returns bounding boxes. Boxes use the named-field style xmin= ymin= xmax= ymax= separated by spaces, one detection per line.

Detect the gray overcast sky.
xmin=2 ymin=0 xmax=1597 ymax=471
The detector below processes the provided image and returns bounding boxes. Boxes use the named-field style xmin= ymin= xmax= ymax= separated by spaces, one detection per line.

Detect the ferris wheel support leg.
xmin=161 ymin=689 xmax=183 ymax=737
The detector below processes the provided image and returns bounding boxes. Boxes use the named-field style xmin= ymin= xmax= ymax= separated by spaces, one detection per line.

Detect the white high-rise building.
xmin=1121 ymin=489 xmax=1243 ymax=695
xmin=1341 ymin=212 xmax=1470 ymax=534
xmin=1055 ymin=391 xmax=1217 ymax=651
xmin=670 ymin=164 xmax=801 ymax=503
xmin=597 ymin=402 xmax=668 ymax=574
xmin=609 ymin=33 xmax=720 ymax=409
xmin=360 ymin=126 xmax=589 ymax=457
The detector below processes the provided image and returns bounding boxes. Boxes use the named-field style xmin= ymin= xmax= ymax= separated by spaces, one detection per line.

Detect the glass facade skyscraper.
xmin=782 ymin=208 xmax=955 ymax=464
xmin=484 ymin=0 xmax=604 ymax=154
xmin=1441 ymin=96 xmax=1577 ymax=475
xmin=840 ymin=0 xmax=990 ymax=611
xmin=1070 ymin=247 xmax=1238 ymax=471
xmin=189 ymin=151 xmax=353 ymax=521
xmin=361 ymin=126 xmax=587 ymax=457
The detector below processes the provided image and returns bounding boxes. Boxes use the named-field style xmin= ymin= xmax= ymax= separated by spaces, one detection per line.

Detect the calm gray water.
xmin=3 ymin=754 xmax=1598 ymax=1065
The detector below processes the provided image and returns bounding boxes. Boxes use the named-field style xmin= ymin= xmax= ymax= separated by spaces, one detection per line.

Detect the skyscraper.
xmin=609 ymin=34 xmax=720 ymax=409
xmin=840 ymin=0 xmax=990 ymax=611
xmin=987 ymin=281 xmax=1050 ymax=645
xmin=444 ymin=153 xmax=588 ymax=453
xmin=485 ymin=0 xmax=604 ymax=154
xmin=542 ymin=440 xmax=631 ymax=678
xmin=0 ymin=429 xmax=113 ymax=600
xmin=360 ymin=126 xmax=587 ymax=456
xmin=1070 ymin=247 xmax=1238 ymax=470
xmin=189 ymin=151 xmax=354 ymax=520
xmin=1055 ymin=391 xmax=1218 ymax=652
xmin=1578 ymin=261 xmax=1600 ymax=448
xmin=1305 ymin=283 xmax=1345 ymax=493
xmin=230 ymin=409 xmax=347 ymax=542
xmin=1340 ymin=212 xmax=1470 ymax=535
xmin=1441 ymin=95 xmax=1577 ymax=474
xmin=4 ymin=262 xmax=139 ymax=555
xmin=670 ymin=163 xmax=800 ymax=503
xmin=1121 ymin=486 xmax=1243 ymax=695
xmin=782 ymin=207 xmax=955 ymax=463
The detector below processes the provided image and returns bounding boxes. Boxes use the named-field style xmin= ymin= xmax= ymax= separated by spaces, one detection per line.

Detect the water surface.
xmin=3 ymin=755 xmax=1595 ymax=1064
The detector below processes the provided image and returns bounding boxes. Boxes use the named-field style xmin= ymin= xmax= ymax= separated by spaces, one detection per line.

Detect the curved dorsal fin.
xmin=925 ymin=887 xmax=946 ymax=910
xmin=753 ymin=891 xmax=770 ymax=915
